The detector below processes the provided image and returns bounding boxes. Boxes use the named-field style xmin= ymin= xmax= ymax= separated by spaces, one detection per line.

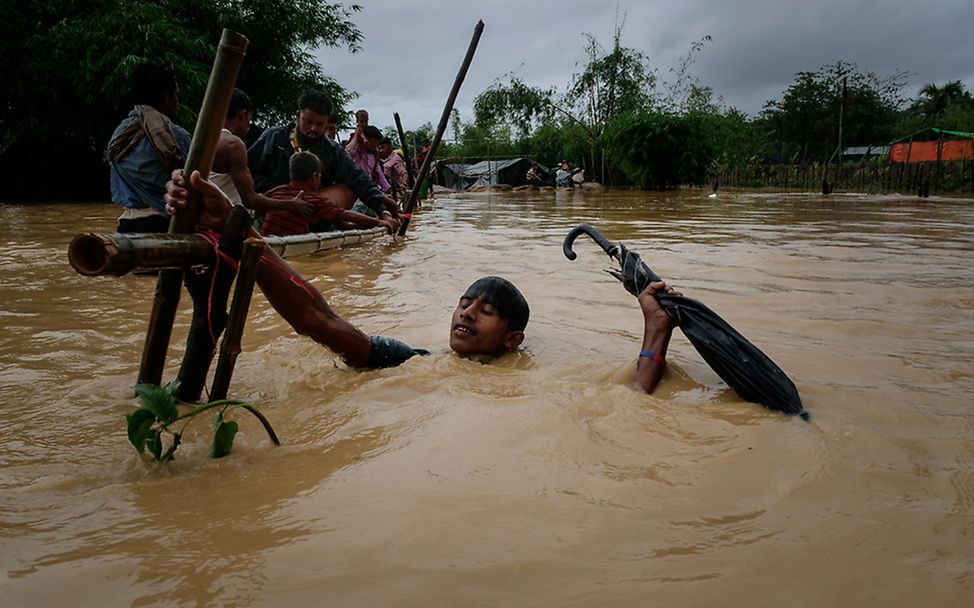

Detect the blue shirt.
xmin=108 ymin=112 xmax=191 ymax=214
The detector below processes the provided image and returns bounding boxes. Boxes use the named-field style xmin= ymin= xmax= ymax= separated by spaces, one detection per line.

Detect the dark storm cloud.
xmin=314 ymin=1 xmax=974 ymax=133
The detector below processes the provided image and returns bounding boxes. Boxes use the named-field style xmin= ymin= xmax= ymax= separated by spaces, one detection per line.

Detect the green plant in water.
xmin=126 ymin=381 xmax=280 ymax=462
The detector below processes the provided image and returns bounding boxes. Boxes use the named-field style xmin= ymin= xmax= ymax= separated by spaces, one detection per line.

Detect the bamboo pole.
xmin=262 ymin=226 xmax=387 ymax=258
xmin=398 ymin=20 xmax=485 ymax=236
xmin=175 ymin=205 xmax=253 ymax=402
xmin=68 ymin=232 xmax=212 ymax=276
xmin=138 ymin=29 xmax=249 ymax=387
xmin=209 ymin=237 xmax=265 ymax=401
xmin=394 ymin=112 xmax=417 ymax=190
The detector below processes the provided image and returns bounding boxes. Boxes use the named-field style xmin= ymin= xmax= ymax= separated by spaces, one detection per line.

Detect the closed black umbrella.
xmin=564 ymin=224 xmax=807 ymax=419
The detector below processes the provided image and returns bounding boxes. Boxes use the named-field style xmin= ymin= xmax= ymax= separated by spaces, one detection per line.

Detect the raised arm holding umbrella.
xmin=564 ymin=224 xmax=807 ymax=419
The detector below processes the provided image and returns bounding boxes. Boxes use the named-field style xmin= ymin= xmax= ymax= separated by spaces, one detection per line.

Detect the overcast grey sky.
xmin=314 ymin=0 xmax=974 ymax=136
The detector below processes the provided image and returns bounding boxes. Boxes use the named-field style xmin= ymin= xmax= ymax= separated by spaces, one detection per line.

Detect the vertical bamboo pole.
xmin=138 ymin=30 xmax=249 ymax=387
xmin=394 ymin=112 xmax=417 ymax=190
xmin=209 ymin=238 xmax=265 ymax=401
xmin=174 ymin=204 xmax=253 ymax=402
xmin=398 ymin=20 xmax=485 ymax=236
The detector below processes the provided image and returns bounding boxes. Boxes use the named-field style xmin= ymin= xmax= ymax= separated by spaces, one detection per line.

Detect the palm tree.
xmin=915 ymin=81 xmax=972 ymax=118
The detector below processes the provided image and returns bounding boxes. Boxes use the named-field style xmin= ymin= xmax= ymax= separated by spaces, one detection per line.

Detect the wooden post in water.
xmin=398 ymin=20 xmax=485 ymax=236
xmin=209 ymin=237 xmax=265 ymax=401
xmin=394 ymin=112 xmax=417 ymax=190
xmin=138 ymin=29 xmax=249 ymax=387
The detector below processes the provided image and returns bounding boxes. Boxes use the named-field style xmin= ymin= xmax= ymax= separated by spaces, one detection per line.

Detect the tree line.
xmin=0 ymin=0 xmax=363 ymax=201
xmin=448 ymin=24 xmax=974 ymax=190
xmin=2 ymin=2 xmax=972 ymax=200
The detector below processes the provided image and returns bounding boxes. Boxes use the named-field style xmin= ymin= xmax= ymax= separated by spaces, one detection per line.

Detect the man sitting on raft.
xmin=165 ymin=170 xmax=677 ymax=392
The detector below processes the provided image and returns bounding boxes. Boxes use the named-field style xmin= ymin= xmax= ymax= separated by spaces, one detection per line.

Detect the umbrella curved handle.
xmin=563 ymin=224 xmax=619 ymax=261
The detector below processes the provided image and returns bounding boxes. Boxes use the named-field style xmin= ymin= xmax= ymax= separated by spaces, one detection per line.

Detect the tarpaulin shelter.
xmin=841 ymin=145 xmax=890 ymax=161
xmin=432 ymin=162 xmax=469 ymax=190
xmin=432 ymin=158 xmax=554 ymax=190
xmin=889 ymin=128 xmax=974 ymax=163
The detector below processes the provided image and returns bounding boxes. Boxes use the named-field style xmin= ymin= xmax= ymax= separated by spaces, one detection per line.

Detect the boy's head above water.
xmin=450 ymin=276 xmax=529 ymax=357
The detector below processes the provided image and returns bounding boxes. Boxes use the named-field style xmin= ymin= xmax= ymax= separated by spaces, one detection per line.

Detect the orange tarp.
xmin=890 ymin=139 xmax=974 ymax=163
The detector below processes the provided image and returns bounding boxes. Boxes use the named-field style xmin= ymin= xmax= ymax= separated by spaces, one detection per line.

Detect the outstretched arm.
xmin=634 ymin=281 xmax=679 ymax=394
xmin=224 ymin=138 xmax=315 ymax=218
xmin=336 ymin=209 xmax=398 ymax=234
xmin=165 ymin=169 xmax=373 ymax=365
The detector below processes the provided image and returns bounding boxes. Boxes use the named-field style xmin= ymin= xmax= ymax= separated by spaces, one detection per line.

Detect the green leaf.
xmin=163 ymin=379 xmax=182 ymax=398
xmin=126 ymin=408 xmax=156 ymax=453
xmin=145 ymin=428 xmax=163 ymax=460
xmin=134 ymin=383 xmax=179 ymax=424
xmin=212 ymin=420 xmax=238 ymax=459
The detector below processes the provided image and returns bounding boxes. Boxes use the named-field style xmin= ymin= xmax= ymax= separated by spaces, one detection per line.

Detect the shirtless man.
xmin=164 ymin=170 xmax=676 ymax=392
xmin=210 ymin=88 xmax=314 ymax=218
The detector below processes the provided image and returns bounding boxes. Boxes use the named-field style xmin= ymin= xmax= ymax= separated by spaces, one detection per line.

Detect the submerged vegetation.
xmin=127 ymin=382 xmax=279 ymax=462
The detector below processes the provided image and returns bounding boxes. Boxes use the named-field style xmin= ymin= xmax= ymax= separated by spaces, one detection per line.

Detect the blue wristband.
xmin=639 ymin=350 xmax=666 ymax=364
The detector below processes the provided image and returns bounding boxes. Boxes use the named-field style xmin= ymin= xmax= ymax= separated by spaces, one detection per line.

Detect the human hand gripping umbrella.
xmin=563 ymin=224 xmax=807 ymax=419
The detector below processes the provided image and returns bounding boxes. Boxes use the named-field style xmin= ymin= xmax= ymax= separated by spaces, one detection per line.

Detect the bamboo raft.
xmin=262 ymin=226 xmax=389 ymax=259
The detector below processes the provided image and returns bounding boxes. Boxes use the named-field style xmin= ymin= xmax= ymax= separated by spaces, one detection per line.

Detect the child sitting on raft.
xmin=260 ymin=151 xmax=398 ymax=236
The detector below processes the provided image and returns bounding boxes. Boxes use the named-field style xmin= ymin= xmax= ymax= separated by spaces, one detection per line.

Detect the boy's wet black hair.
xmin=462 ymin=276 xmax=529 ymax=331
xmin=289 ymin=151 xmax=322 ymax=182
xmin=226 ymin=88 xmax=252 ymax=119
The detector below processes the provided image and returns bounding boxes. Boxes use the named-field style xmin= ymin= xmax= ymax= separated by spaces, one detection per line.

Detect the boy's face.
xmin=449 ymin=294 xmax=524 ymax=356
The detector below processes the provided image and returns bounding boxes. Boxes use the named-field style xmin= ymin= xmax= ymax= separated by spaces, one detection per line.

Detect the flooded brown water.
xmin=1 ymin=189 xmax=973 ymax=606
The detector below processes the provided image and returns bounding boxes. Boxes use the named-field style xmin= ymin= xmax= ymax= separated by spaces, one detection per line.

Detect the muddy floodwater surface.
xmin=1 ymin=188 xmax=973 ymax=606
